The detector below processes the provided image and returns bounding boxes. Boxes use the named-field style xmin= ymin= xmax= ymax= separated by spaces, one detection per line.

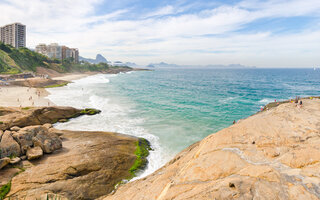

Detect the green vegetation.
xmin=0 ymin=181 xmax=11 ymax=200
xmin=21 ymin=107 xmax=32 ymax=110
xmin=0 ymin=121 xmax=3 ymax=124
xmin=52 ymin=108 xmax=101 ymax=124
xmin=129 ymin=138 xmax=152 ymax=177
xmin=44 ymin=83 xmax=69 ymax=88
xmin=80 ymin=108 xmax=101 ymax=115
xmin=0 ymin=42 xmax=131 ymax=74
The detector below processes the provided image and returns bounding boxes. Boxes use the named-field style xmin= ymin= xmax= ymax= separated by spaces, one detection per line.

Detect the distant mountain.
xmin=146 ymin=64 xmax=155 ymax=68
xmin=79 ymin=54 xmax=108 ymax=64
xmin=124 ymin=62 xmax=138 ymax=67
xmin=147 ymin=62 xmax=179 ymax=68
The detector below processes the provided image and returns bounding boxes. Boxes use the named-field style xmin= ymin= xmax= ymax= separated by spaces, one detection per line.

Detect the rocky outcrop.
xmin=31 ymin=126 xmax=62 ymax=153
xmin=104 ymin=98 xmax=320 ymax=200
xmin=0 ymin=106 xmax=100 ymax=131
xmin=26 ymin=146 xmax=43 ymax=160
xmin=0 ymin=125 xmax=62 ymax=161
xmin=0 ymin=105 xmax=149 ymax=200
xmin=6 ymin=130 xmax=140 ymax=200
xmin=10 ymin=77 xmax=69 ymax=88
xmin=0 ymin=131 xmax=21 ymax=158
xmin=0 ymin=158 xmax=10 ymax=170
xmin=0 ymin=107 xmax=150 ymax=200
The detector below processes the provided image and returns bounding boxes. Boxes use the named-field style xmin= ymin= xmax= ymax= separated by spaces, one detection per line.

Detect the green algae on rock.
xmin=129 ymin=138 xmax=152 ymax=177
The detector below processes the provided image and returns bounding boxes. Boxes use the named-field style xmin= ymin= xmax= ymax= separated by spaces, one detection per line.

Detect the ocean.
xmin=46 ymin=68 xmax=320 ymax=178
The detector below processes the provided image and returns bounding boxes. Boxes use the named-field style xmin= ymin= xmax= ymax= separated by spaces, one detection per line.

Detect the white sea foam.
xmin=218 ymin=96 xmax=235 ymax=103
xmin=258 ymin=98 xmax=273 ymax=104
xmin=46 ymin=74 xmax=167 ymax=180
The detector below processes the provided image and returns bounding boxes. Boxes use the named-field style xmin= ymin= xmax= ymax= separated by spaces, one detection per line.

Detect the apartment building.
xmin=35 ymin=43 xmax=79 ymax=63
xmin=0 ymin=23 xmax=26 ymax=48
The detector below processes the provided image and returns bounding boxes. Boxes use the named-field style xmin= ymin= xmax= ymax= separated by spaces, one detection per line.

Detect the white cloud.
xmin=0 ymin=0 xmax=319 ymax=67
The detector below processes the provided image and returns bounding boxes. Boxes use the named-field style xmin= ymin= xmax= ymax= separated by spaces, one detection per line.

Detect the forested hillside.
xmin=0 ymin=42 xmax=129 ymax=74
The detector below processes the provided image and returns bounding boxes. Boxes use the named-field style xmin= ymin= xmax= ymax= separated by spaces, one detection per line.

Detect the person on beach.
xmin=300 ymin=100 xmax=303 ymax=107
xmin=295 ymin=96 xmax=299 ymax=104
xmin=233 ymin=120 xmax=236 ymax=124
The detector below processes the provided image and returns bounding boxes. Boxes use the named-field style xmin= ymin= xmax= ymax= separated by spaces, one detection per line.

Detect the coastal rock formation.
xmin=0 ymin=106 xmax=100 ymax=131
xmin=6 ymin=129 xmax=140 ymax=200
xmin=31 ymin=126 xmax=62 ymax=153
xmin=0 ymin=125 xmax=62 ymax=160
xmin=0 ymin=158 xmax=10 ymax=170
xmin=10 ymin=77 xmax=69 ymax=88
xmin=104 ymin=98 xmax=320 ymax=200
xmin=26 ymin=146 xmax=43 ymax=160
xmin=0 ymin=105 xmax=149 ymax=200
xmin=0 ymin=131 xmax=21 ymax=158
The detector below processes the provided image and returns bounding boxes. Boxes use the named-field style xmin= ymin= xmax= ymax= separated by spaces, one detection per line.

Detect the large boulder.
xmin=12 ymin=126 xmax=40 ymax=154
xmin=32 ymin=127 xmax=62 ymax=153
xmin=0 ymin=157 xmax=10 ymax=169
xmin=26 ymin=146 xmax=43 ymax=160
xmin=0 ymin=131 xmax=21 ymax=158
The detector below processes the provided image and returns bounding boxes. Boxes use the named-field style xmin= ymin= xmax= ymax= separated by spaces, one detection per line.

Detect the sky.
xmin=0 ymin=0 xmax=320 ymax=67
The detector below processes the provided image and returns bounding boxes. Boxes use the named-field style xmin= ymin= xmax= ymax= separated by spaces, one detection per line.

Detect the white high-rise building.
xmin=0 ymin=23 xmax=26 ymax=48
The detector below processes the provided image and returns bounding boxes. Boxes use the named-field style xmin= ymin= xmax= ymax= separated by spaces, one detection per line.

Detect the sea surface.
xmin=46 ymin=68 xmax=320 ymax=178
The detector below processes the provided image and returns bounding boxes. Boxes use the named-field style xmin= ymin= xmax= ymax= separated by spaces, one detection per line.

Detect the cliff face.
xmin=104 ymin=99 xmax=320 ymax=200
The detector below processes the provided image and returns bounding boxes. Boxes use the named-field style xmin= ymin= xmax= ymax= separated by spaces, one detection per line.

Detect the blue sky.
xmin=0 ymin=0 xmax=320 ymax=67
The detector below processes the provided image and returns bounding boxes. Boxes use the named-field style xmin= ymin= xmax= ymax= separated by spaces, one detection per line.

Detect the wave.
xmin=258 ymin=98 xmax=274 ymax=104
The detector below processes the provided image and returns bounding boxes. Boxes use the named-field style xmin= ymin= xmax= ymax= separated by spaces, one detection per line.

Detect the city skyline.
xmin=0 ymin=0 xmax=320 ymax=67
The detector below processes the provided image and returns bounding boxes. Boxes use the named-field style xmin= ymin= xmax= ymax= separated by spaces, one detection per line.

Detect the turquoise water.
xmin=47 ymin=68 xmax=320 ymax=177
xmin=108 ymin=68 xmax=320 ymax=153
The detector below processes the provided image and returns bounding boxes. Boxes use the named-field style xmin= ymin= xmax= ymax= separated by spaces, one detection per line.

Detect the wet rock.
xmin=0 ymin=131 xmax=21 ymax=158
xmin=26 ymin=146 xmax=43 ymax=160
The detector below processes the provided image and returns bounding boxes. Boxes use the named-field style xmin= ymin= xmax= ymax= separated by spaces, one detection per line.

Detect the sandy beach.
xmin=0 ymin=73 xmax=96 ymax=107
xmin=52 ymin=72 xmax=97 ymax=81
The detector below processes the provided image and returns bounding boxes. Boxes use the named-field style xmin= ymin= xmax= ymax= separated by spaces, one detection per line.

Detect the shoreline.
xmin=0 ymin=72 xmax=98 ymax=107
